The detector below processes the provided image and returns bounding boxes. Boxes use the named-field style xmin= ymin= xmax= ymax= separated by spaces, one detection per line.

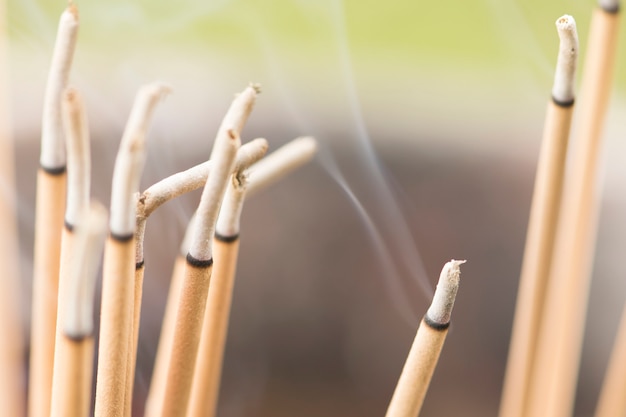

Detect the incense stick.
xmin=29 ymin=6 xmax=79 ymax=417
xmin=385 ymin=260 xmax=465 ymax=417
xmin=50 ymin=202 xmax=107 ymax=417
xmin=125 ymin=137 xmax=267 ymax=416
xmin=160 ymin=85 xmax=256 ymax=417
xmin=498 ymin=15 xmax=578 ymax=417
xmin=527 ymin=2 xmax=621 ymax=416
xmin=595 ymin=302 xmax=626 ymax=417
xmin=0 ymin=0 xmax=24 ymax=415
xmin=143 ymin=215 xmax=196 ymax=417
xmin=187 ymin=161 xmax=258 ymax=417
xmin=94 ymin=82 xmax=169 ymax=417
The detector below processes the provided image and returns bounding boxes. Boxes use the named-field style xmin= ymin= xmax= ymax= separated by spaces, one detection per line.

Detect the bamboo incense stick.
xmin=29 ymin=6 xmax=79 ymax=417
xmin=50 ymin=202 xmax=107 ymax=417
xmin=143 ymin=215 xmax=196 ymax=417
xmin=0 ymin=0 xmax=23 ymax=415
xmin=527 ymin=2 xmax=621 ymax=416
xmin=385 ymin=260 xmax=465 ymax=417
xmin=160 ymin=85 xmax=257 ymax=417
xmin=594 ymin=302 xmax=626 ymax=417
xmin=49 ymin=87 xmax=90 ymax=417
xmin=125 ymin=138 xmax=267 ymax=417
xmin=187 ymin=160 xmax=259 ymax=417
xmin=94 ymin=83 xmax=169 ymax=417
xmin=498 ymin=15 xmax=578 ymax=417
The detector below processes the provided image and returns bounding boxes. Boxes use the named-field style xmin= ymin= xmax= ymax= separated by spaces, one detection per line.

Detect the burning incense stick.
xmin=498 ymin=15 xmax=578 ymax=417
xmin=385 ymin=260 xmax=465 ymax=417
xmin=595 ymin=303 xmax=626 ymax=417
xmin=145 ymin=135 xmax=317 ymax=417
xmin=125 ymin=138 xmax=267 ymax=416
xmin=29 ymin=6 xmax=79 ymax=417
xmin=160 ymin=85 xmax=256 ymax=417
xmin=50 ymin=202 xmax=107 ymax=417
xmin=0 ymin=0 xmax=24 ymax=415
xmin=187 ymin=155 xmax=262 ymax=417
xmin=528 ymin=2 xmax=621 ymax=416
xmin=93 ymin=82 xmax=169 ymax=417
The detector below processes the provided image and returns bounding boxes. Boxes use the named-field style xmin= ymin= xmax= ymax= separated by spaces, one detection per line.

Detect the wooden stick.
xmin=143 ymin=218 xmax=195 ymax=417
xmin=93 ymin=83 xmax=169 ymax=417
xmin=187 ymin=161 xmax=257 ymax=417
xmin=595 ymin=301 xmax=626 ymax=417
xmin=498 ymin=16 xmax=578 ymax=417
xmin=49 ymin=87 xmax=90 ymax=417
xmin=160 ymin=85 xmax=256 ymax=417
xmin=29 ymin=6 xmax=79 ymax=417
xmin=0 ymin=0 xmax=24 ymax=415
xmin=527 ymin=3 xmax=621 ymax=417
xmin=385 ymin=260 xmax=465 ymax=417
xmin=50 ymin=202 xmax=107 ymax=417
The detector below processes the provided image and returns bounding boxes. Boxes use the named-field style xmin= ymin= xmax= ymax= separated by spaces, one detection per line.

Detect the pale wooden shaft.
xmin=187 ymin=239 xmax=241 ymax=417
xmin=595 ymin=302 xmax=626 ymax=417
xmin=94 ymin=238 xmax=136 ymax=417
xmin=498 ymin=101 xmax=573 ymax=417
xmin=50 ymin=336 xmax=94 ymax=417
xmin=124 ymin=265 xmax=145 ymax=417
xmin=385 ymin=323 xmax=448 ymax=417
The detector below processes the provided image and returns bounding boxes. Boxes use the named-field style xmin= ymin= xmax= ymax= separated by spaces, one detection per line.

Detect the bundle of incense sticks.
xmin=1 ymin=1 xmax=625 ymax=417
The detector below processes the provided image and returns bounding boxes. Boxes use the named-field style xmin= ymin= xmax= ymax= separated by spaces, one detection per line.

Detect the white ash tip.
xmin=552 ymin=15 xmax=579 ymax=104
xmin=249 ymin=83 xmax=262 ymax=94
xmin=426 ymin=259 xmax=466 ymax=325
xmin=598 ymin=0 xmax=620 ymax=13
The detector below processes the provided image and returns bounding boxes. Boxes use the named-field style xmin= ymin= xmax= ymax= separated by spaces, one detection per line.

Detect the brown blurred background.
xmin=5 ymin=0 xmax=626 ymax=416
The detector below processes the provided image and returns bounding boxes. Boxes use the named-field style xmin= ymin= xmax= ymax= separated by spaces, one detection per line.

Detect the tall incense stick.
xmin=93 ymin=83 xmax=169 ymax=417
xmin=385 ymin=260 xmax=465 ymax=417
xmin=0 ymin=0 xmax=24 ymax=415
xmin=595 ymin=302 xmax=626 ymax=417
xmin=29 ymin=6 xmax=79 ymax=417
xmin=527 ymin=2 xmax=621 ymax=416
xmin=50 ymin=202 xmax=107 ymax=417
xmin=498 ymin=15 xmax=578 ymax=417
xmin=160 ymin=85 xmax=257 ymax=417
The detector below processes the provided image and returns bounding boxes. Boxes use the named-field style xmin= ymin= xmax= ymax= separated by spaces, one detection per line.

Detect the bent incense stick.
xmin=125 ymin=138 xmax=267 ymax=417
xmin=93 ymin=83 xmax=169 ymax=417
xmin=29 ymin=6 xmax=79 ymax=417
xmin=0 ymin=0 xmax=24 ymax=415
xmin=385 ymin=260 xmax=465 ymax=417
xmin=159 ymin=86 xmax=256 ymax=417
xmin=528 ymin=2 xmax=621 ymax=416
xmin=498 ymin=15 xmax=578 ymax=417
xmin=50 ymin=203 xmax=107 ymax=417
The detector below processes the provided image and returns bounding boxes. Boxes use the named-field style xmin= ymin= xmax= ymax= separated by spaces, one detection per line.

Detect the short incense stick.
xmin=160 ymin=85 xmax=256 ymax=417
xmin=50 ymin=203 xmax=107 ymax=417
xmin=28 ymin=6 xmax=79 ymax=417
xmin=50 ymin=87 xmax=90 ymax=417
xmin=0 ymin=0 xmax=24 ymax=415
xmin=385 ymin=260 xmax=465 ymax=417
xmin=595 ymin=302 xmax=626 ymax=417
xmin=528 ymin=2 xmax=621 ymax=417
xmin=498 ymin=16 xmax=578 ymax=417
xmin=93 ymin=83 xmax=169 ymax=417
xmin=125 ymin=138 xmax=267 ymax=417
xmin=145 ymin=135 xmax=318 ymax=417
xmin=187 ymin=161 xmax=259 ymax=417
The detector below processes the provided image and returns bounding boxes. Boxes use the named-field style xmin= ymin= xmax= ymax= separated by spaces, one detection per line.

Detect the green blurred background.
xmin=5 ymin=1 xmax=626 ymax=416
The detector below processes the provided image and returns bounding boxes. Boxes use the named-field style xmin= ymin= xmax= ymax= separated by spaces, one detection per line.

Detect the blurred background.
xmin=4 ymin=0 xmax=626 ymax=416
